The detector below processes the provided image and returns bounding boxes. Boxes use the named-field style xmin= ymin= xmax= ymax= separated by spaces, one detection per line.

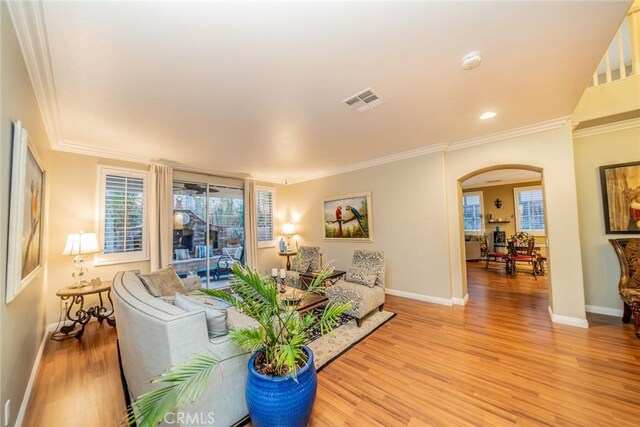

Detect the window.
xmin=462 ymin=191 xmax=484 ymax=234
xmin=98 ymin=167 xmax=148 ymax=264
xmin=514 ymin=185 xmax=545 ymax=235
xmin=256 ymin=187 xmax=275 ymax=248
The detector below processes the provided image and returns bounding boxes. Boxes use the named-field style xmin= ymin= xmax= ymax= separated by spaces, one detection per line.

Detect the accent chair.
xmin=610 ymin=238 xmax=640 ymax=338
xmin=325 ymin=250 xmax=385 ymax=327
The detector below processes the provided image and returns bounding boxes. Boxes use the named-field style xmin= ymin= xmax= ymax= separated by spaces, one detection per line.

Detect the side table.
xmin=52 ymin=279 xmax=116 ymax=341
xmin=278 ymin=251 xmax=297 ymax=270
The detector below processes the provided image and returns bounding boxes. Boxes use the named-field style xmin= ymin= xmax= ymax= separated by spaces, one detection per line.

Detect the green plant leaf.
xmin=127 ymin=353 xmax=231 ymax=427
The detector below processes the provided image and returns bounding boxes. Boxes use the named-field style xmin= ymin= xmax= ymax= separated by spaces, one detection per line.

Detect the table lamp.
xmin=282 ymin=223 xmax=295 ymax=251
xmin=63 ymin=231 xmax=100 ymax=287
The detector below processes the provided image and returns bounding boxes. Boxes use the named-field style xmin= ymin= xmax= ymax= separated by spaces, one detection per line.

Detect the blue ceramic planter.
xmin=246 ymin=346 xmax=317 ymax=427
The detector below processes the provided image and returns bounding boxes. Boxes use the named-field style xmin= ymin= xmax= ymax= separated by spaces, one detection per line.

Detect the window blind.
xmin=516 ymin=188 xmax=545 ymax=232
xmin=256 ymin=189 xmax=274 ymax=242
xmin=104 ymin=174 xmax=145 ymax=254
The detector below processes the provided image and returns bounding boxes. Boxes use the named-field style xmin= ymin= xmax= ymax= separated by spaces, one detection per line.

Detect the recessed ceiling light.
xmin=480 ymin=111 xmax=497 ymax=120
xmin=461 ymin=51 xmax=482 ymax=70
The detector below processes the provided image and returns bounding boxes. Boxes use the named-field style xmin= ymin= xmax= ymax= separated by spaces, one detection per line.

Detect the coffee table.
xmin=299 ymin=270 xmax=346 ymax=288
xmin=278 ymin=286 xmax=328 ymax=313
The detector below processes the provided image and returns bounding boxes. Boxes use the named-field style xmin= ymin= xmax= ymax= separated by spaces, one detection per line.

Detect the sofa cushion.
xmin=174 ymin=293 xmax=228 ymax=338
xmin=137 ymin=267 xmax=188 ymax=297
xmin=345 ymin=268 xmax=377 ymax=287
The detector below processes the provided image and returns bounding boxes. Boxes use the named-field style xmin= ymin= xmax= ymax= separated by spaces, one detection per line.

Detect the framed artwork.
xmin=323 ymin=192 xmax=373 ymax=241
xmin=599 ymin=161 xmax=640 ymax=234
xmin=6 ymin=121 xmax=45 ymax=303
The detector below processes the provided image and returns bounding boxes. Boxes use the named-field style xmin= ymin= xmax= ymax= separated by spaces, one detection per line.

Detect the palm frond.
xmin=127 ymin=353 xmax=226 ymax=427
xmin=229 ymin=327 xmax=265 ymax=353
xmin=319 ymin=302 xmax=352 ymax=335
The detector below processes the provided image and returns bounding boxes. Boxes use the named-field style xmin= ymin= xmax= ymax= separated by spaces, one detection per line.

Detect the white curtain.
xmin=149 ymin=163 xmax=173 ymax=271
xmin=244 ymin=178 xmax=259 ymax=270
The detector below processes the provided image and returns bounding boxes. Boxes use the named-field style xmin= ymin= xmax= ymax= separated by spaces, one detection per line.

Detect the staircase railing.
xmin=590 ymin=6 xmax=639 ymax=87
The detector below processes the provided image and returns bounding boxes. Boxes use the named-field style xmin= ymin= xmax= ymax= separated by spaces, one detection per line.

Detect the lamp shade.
xmin=62 ymin=232 xmax=100 ymax=256
xmin=282 ymin=223 xmax=296 ymax=236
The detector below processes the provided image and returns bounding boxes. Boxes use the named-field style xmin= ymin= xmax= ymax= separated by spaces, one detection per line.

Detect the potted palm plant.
xmin=128 ymin=263 xmax=350 ymax=427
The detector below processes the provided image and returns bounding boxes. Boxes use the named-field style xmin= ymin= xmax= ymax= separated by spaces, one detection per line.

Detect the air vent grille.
xmin=343 ymin=87 xmax=385 ymax=112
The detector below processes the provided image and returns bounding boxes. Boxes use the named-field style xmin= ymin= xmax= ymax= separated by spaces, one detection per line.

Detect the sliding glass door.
xmin=172 ymin=180 xmax=244 ymax=289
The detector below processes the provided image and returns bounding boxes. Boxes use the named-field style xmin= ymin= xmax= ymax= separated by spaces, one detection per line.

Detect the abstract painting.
xmin=600 ymin=161 xmax=640 ymax=234
xmin=6 ymin=121 xmax=45 ymax=303
xmin=323 ymin=192 xmax=373 ymax=241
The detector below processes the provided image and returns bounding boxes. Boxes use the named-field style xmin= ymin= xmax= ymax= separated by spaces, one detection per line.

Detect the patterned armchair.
xmin=610 ymin=238 xmax=640 ymax=338
xmin=285 ymin=246 xmax=322 ymax=289
xmin=325 ymin=250 xmax=385 ymax=327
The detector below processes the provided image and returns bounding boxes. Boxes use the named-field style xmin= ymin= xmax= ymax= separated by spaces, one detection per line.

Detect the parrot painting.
xmin=346 ymin=205 xmax=366 ymax=236
xmin=335 ymin=206 xmax=343 ymax=237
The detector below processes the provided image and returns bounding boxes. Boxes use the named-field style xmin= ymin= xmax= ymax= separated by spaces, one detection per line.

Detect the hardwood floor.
xmin=24 ymin=263 xmax=640 ymax=426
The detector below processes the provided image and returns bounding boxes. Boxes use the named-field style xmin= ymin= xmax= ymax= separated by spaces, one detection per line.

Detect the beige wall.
xmin=278 ymin=151 xmax=453 ymax=300
xmin=44 ymin=151 xmax=151 ymax=325
xmin=464 ymin=180 xmax=546 ymax=251
xmin=574 ymin=125 xmax=640 ymax=312
xmin=1 ymin=3 xmax=52 ymax=424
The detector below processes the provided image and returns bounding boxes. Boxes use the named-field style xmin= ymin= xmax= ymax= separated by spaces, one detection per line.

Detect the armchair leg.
xmin=356 ymin=318 xmax=363 ymax=328
xmin=633 ymin=305 xmax=640 ymax=339
xmin=623 ymin=302 xmax=632 ymax=324
xmin=378 ymin=304 xmax=384 ymax=312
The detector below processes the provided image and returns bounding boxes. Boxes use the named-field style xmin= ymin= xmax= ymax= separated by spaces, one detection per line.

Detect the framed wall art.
xmin=6 ymin=121 xmax=45 ymax=303
xmin=323 ymin=192 xmax=373 ymax=241
xmin=599 ymin=161 xmax=640 ymax=234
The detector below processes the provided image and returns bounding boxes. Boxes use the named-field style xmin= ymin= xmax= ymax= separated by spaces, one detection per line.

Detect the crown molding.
xmin=55 ymin=139 xmax=151 ymax=164
xmin=572 ymin=117 xmax=640 ymax=139
xmin=446 ymin=116 xmax=570 ymax=152
xmin=283 ymin=116 xmax=569 ymax=184
xmin=284 ymin=143 xmax=449 ymax=184
xmin=7 ymin=1 xmax=64 ymax=147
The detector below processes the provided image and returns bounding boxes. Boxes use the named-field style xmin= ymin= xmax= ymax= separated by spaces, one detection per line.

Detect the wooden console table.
xmin=52 ymin=280 xmax=116 ymax=341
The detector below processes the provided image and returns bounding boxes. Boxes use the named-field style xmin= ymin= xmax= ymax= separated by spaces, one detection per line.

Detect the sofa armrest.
xmin=226 ymin=307 xmax=260 ymax=330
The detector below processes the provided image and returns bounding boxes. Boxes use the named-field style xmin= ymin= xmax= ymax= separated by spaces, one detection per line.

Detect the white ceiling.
xmin=23 ymin=1 xmax=632 ymax=183
xmin=461 ymin=169 xmax=541 ymax=189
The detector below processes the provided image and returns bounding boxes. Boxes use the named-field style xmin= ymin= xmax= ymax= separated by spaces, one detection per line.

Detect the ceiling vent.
xmin=342 ymin=88 xmax=385 ymax=112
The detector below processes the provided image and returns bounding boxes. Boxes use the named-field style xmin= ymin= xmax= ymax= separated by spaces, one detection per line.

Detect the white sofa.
xmin=465 ymin=236 xmax=482 ymax=261
xmin=112 ymin=271 xmax=253 ymax=426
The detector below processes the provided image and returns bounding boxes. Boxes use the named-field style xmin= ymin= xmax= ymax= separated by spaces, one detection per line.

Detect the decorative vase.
xmin=279 ymin=238 xmax=286 ymax=253
xmin=246 ymin=346 xmax=317 ymax=427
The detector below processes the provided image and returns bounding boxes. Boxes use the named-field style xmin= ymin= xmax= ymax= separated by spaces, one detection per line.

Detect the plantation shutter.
xmin=517 ymin=188 xmax=545 ymax=232
xmin=256 ymin=189 xmax=274 ymax=242
xmin=462 ymin=193 xmax=482 ymax=232
xmin=104 ymin=174 xmax=145 ymax=254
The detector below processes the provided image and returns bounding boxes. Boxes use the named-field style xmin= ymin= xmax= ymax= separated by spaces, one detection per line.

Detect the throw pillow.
xmin=138 ymin=266 xmax=189 ymax=297
xmin=174 ymin=293 xmax=228 ymax=339
xmin=291 ymin=257 xmax=312 ymax=274
xmin=345 ymin=267 xmax=377 ymax=287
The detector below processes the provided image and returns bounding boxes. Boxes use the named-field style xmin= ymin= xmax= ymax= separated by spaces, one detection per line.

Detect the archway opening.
xmin=458 ymin=165 xmax=551 ymax=315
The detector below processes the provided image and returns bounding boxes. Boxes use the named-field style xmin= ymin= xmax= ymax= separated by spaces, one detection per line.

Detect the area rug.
xmin=308 ymin=309 xmax=395 ymax=370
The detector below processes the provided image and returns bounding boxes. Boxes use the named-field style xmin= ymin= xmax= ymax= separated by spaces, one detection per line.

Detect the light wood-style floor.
xmin=24 ymin=262 xmax=640 ymax=426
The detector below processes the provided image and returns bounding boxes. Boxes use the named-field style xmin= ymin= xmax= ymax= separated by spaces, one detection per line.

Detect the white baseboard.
xmin=585 ymin=305 xmax=623 ymax=317
xmin=15 ymin=327 xmax=49 ymax=426
xmin=385 ymin=289 xmax=453 ymax=306
xmin=548 ymin=306 xmax=589 ymax=329
xmin=452 ymin=294 xmax=469 ymax=306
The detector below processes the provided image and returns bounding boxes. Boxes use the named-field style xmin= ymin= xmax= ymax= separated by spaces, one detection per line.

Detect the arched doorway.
xmin=457 ymin=165 xmax=552 ymax=312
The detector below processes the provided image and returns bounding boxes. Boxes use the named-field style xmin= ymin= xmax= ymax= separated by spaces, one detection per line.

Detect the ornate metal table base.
xmin=52 ymin=282 xmax=116 ymax=341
